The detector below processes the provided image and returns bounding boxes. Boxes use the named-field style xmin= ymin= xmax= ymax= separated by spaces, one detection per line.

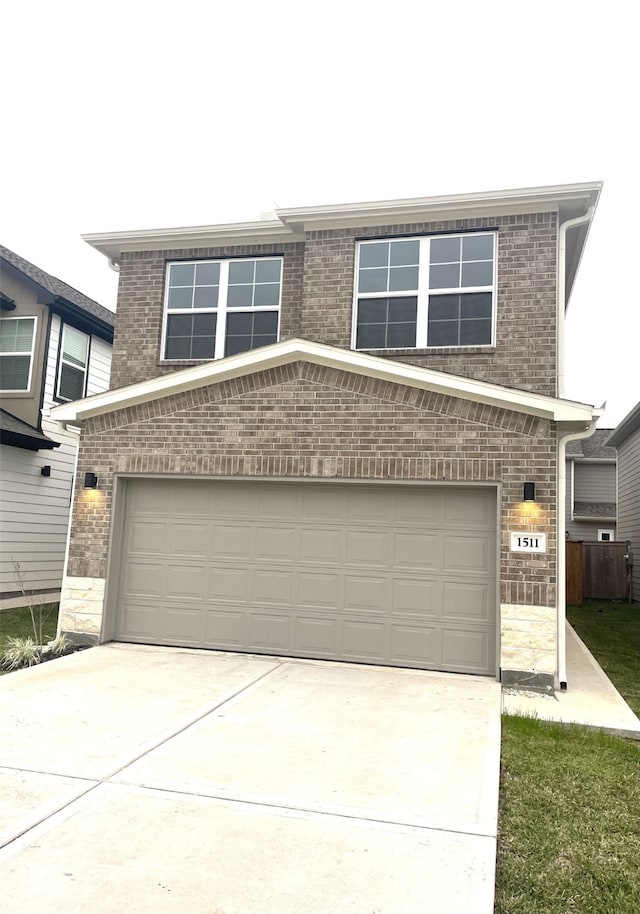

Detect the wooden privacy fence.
xmin=565 ymin=541 xmax=628 ymax=605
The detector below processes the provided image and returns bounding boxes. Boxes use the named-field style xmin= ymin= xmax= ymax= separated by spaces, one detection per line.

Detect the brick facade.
xmin=110 ymin=214 xmax=557 ymax=395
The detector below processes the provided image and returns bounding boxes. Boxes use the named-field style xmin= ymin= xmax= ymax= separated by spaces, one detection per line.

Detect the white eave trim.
xmin=51 ymin=338 xmax=598 ymax=426
xmin=83 ymin=182 xmax=602 ymax=264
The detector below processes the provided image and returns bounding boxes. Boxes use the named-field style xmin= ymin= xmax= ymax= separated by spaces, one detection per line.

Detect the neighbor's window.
xmin=163 ymin=257 xmax=282 ymax=360
xmin=57 ymin=325 xmax=89 ymax=401
xmin=354 ymin=233 xmax=495 ymax=350
xmin=597 ymin=529 xmax=614 ymax=542
xmin=0 ymin=317 xmax=36 ymax=391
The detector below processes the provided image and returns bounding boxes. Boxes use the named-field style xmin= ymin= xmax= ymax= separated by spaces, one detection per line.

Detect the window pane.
xmin=169 ymin=263 xmax=194 ymax=286
xmin=387 ymin=322 xmax=416 ymax=348
xmin=460 ymin=319 xmax=492 ymax=345
xmin=358 ymin=299 xmax=388 ymax=323
xmin=0 ymin=355 xmax=30 ymax=389
xmin=193 ymin=286 xmax=219 ymax=308
xmin=255 ymin=259 xmax=281 ymax=283
xmin=460 ymin=292 xmax=492 ymax=319
xmin=253 ymin=311 xmax=278 ymax=333
xmin=167 ymin=314 xmax=193 ymax=336
xmin=429 ymin=294 xmax=459 ymax=321
xmin=429 ymin=263 xmax=460 ymax=289
xmin=63 ymin=327 xmax=88 ymax=367
xmin=192 ymin=313 xmax=217 ymax=335
xmin=358 ymin=268 xmax=388 ymax=293
xmin=168 ymin=287 xmax=193 ymax=309
xmin=253 ymin=283 xmax=280 ymax=307
xmin=225 ymin=335 xmax=253 ymax=357
xmin=427 ymin=321 xmax=459 ymax=346
xmin=195 ymin=262 xmax=220 ymax=285
xmin=388 ymin=266 xmax=419 ymax=292
xmin=165 ymin=337 xmax=191 ymax=360
xmin=388 ymin=297 xmax=418 ymax=322
xmin=191 ymin=336 xmax=216 ymax=359
xmin=227 ymin=312 xmax=254 ymax=334
xmin=254 ymin=333 xmax=278 ymax=348
xmin=0 ymin=318 xmax=34 ymax=352
xmin=462 ymin=234 xmax=493 ymax=261
xmin=58 ymin=363 xmax=85 ymax=400
xmin=461 ymin=260 xmax=493 ymax=287
xmin=430 ymin=237 xmax=461 ymax=264
xmin=356 ymin=323 xmax=387 ymax=349
xmin=227 ymin=284 xmax=253 ymax=307
xmin=228 ymin=261 xmax=255 ymax=284
xmin=359 ymin=242 xmax=389 ymax=268
xmin=389 ymin=240 xmax=419 ymax=266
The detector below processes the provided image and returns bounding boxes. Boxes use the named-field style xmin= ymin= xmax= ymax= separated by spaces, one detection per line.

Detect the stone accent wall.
xmin=500 ymin=603 xmax=557 ymax=688
xmin=109 ymin=213 xmax=558 ymax=396
xmin=59 ymin=576 xmax=105 ymax=645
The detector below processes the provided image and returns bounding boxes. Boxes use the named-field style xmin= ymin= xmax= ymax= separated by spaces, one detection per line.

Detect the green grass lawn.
xmin=496 ymin=715 xmax=640 ymax=914
xmin=567 ymin=600 xmax=640 ymax=716
xmin=497 ymin=599 xmax=640 ymax=912
xmin=0 ymin=604 xmax=59 ymax=653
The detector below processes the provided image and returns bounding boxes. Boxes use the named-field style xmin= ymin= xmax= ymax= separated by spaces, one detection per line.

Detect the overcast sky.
xmin=2 ymin=0 xmax=638 ymax=427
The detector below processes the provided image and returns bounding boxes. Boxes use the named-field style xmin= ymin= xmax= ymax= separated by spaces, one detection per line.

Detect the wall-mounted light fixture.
xmin=523 ymin=482 xmax=536 ymax=502
xmin=83 ymin=472 xmax=98 ymax=489
xmin=40 ymin=465 xmax=51 ymax=477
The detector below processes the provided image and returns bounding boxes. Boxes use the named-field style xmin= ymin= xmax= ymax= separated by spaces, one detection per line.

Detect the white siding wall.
xmin=564 ymin=460 xmax=616 ymax=542
xmin=574 ymin=463 xmax=616 ymax=502
xmin=0 ymin=314 xmax=112 ymax=599
xmin=616 ymin=432 xmax=640 ymax=601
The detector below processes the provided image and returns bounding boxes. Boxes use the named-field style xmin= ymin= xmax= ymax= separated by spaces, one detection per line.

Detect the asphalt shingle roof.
xmin=573 ymin=501 xmax=617 ymax=519
xmin=566 ymin=429 xmax=616 ymax=460
xmin=0 ymin=409 xmax=59 ymax=449
xmin=0 ymin=244 xmax=114 ymax=328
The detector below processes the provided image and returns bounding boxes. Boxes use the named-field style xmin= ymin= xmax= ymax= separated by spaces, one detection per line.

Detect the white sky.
xmin=2 ymin=0 xmax=638 ymax=427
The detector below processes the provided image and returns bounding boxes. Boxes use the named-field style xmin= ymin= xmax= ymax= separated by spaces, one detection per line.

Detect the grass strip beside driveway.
xmin=495 ymin=715 xmax=640 ymax=914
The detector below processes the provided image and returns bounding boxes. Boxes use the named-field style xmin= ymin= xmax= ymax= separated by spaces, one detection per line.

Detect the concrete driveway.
xmin=0 ymin=644 xmax=501 ymax=913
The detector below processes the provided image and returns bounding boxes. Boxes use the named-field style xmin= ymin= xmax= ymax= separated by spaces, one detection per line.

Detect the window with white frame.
xmin=57 ymin=325 xmax=89 ymax=401
xmin=0 ymin=317 xmax=36 ymax=391
xmin=163 ymin=257 xmax=282 ymax=360
xmin=597 ymin=529 xmax=614 ymax=542
xmin=354 ymin=233 xmax=496 ymax=350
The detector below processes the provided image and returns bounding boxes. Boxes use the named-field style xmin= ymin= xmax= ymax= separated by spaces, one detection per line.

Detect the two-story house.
xmin=0 ymin=245 xmax=114 ymax=603
xmin=52 ymin=183 xmax=601 ymax=691
xmin=565 ymin=429 xmax=617 ymax=542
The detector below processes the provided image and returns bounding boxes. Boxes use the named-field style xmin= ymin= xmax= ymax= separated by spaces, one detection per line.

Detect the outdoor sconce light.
xmin=523 ymin=482 xmax=536 ymax=502
xmin=40 ymin=465 xmax=51 ymax=477
xmin=83 ymin=472 xmax=98 ymax=489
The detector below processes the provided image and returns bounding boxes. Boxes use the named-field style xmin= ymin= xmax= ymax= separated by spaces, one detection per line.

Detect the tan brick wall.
xmin=67 ymin=363 xmax=558 ymax=615
xmin=110 ymin=213 xmax=558 ymax=396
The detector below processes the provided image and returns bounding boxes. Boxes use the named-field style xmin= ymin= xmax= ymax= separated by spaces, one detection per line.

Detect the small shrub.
xmin=48 ymin=634 xmax=72 ymax=656
xmin=1 ymin=637 xmax=42 ymax=671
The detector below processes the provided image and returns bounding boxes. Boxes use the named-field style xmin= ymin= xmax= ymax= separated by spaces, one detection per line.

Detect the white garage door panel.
xmin=116 ymin=480 xmax=497 ymax=674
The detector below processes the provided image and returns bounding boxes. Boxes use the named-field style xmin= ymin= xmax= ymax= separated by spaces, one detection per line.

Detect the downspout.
xmin=556 ymin=204 xmax=598 ymax=688
xmin=556 ymin=417 xmax=600 ymax=688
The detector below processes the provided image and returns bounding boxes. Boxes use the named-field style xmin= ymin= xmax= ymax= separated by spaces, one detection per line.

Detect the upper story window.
xmin=162 ymin=257 xmax=282 ymax=360
xmin=0 ymin=317 xmax=36 ymax=391
xmin=57 ymin=325 xmax=89 ymax=401
xmin=353 ymin=233 xmax=496 ymax=350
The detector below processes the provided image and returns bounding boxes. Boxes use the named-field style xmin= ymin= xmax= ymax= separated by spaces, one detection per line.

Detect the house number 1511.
xmin=510 ymin=532 xmax=547 ymax=553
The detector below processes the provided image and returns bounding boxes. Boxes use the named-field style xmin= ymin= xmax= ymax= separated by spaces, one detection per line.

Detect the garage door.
xmin=115 ymin=479 xmax=497 ymax=674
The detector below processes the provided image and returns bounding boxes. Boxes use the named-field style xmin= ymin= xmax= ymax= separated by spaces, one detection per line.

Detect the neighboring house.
xmin=52 ymin=182 xmax=602 ymax=691
xmin=565 ymin=429 xmax=617 ymax=541
xmin=0 ymin=245 xmax=114 ymax=603
xmin=607 ymin=403 xmax=640 ymax=601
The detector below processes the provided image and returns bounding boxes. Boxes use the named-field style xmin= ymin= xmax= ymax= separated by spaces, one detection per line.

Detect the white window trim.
xmin=597 ymin=529 xmax=615 ymax=542
xmin=56 ymin=324 xmax=90 ymax=401
xmin=0 ymin=315 xmax=37 ymax=392
xmin=161 ymin=256 xmax=283 ymax=362
xmin=351 ymin=232 xmax=497 ymax=351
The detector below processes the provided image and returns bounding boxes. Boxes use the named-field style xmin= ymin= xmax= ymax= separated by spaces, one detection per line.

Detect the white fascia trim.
xmin=82 ymin=221 xmax=303 ymax=262
xmin=277 ymin=182 xmax=602 ymax=229
xmin=50 ymin=338 xmax=598 ymax=425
